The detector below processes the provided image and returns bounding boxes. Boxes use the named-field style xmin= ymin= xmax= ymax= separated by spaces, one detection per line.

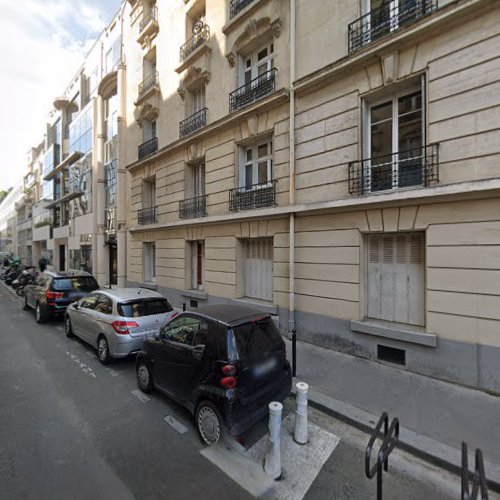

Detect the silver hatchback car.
xmin=64 ymin=288 xmax=177 ymax=364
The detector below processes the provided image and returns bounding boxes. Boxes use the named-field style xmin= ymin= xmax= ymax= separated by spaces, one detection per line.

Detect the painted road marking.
xmin=104 ymin=367 xmax=119 ymax=377
xmin=65 ymin=351 xmax=97 ymax=378
xmin=131 ymin=389 xmax=150 ymax=403
xmin=164 ymin=415 xmax=188 ymax=435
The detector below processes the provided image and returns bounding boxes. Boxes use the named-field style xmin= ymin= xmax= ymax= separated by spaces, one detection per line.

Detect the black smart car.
xmin=23 ymin=271 xmax=100 ymax=323
xmin=136 ymin=304 xmax=292 ymax=445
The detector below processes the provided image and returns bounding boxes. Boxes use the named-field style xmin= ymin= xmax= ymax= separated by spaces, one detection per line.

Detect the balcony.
xmin=136 ymin=71 xmax=159 ymax=104
xmin=138 ymin=206 xmax=158 ymax=225
xmin=229 ymin=68 xmax=276 ymax=113
xmin=229 ymin=180 xmax=277 ymax=212
xmin=179 ymin=195 xmax=207 ymax=219
xmin=180 ymin=22 xmax=210 ymax=62
xmin=348 ymin=0 xmax=437 ymax=53
xmin=230 ymin=0 xmax=255 ymax=19
xmin=137 ymin=6 xmax=159 ymax=46
xmin=179 ymin=108 xmax=207 ymax=138
xmin=138 ymin=137 xmax=158 ymax=160
xmin=348 ymin=144 xmax=439 ymax=195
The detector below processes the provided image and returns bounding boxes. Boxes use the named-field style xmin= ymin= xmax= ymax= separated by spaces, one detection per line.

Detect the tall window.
xmin=366 ymin=233 xmax=424 ymax=326
xmin=143 ymin=178 xmax=156 ymax=208
xmin=244 ymin=239 xmax=273 ymax=300
xmin=69 ymin=103 xmax=93 ymax=156
xmin=242 ymin=42 xmax=274 ymax=86
xmin=191 ymin=241 xmax=204 ymax=290
xmin=105 ymin=37 xmax=121 ymax=74
xmin=241 ymin=139 xmax=272 ymax=189
xmin=143 ymin=242 xmax=156 ymax=282
xmin=365 ymin=86 xmax=423 ymax=191
xmin=143 ymin=120 xmax=157 ymax=142
xmin=105 ymin=94 xmax=118 ymax=164
xmin=69 ymin=153 xmax=92 ymax=216
xmin=192 ymin=86 xmax=205 ymax=114
xmin=190 ymin=162 xmax=205 ymax=197
xmin=105 ymin=161 xmax=117 ymax=208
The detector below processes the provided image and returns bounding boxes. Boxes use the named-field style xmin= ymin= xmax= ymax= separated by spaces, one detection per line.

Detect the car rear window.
xmin=118 ymin=299 xmax=173 ymax=318
xmin=53 ymin=277 xmax=99 ymax=291
xmin=231 ymin=317 xmax=283 ymax=360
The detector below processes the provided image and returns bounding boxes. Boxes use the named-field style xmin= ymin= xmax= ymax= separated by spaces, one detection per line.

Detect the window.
xmin=364 ymin=84 xmax=423 ymax=192
xmin=53 ymin=276 xmax=99 ymax=292
xmin=161 ymin=316 xmax=206 ymax=345
xmin=80 ymin=295 xmax=99 ymax=310
xmin=88 ymin=66 xmax=99 ymax=98
xmin=244 ymin=238 xmax=273 ymax=300
xmin=95 ymin=295 xmax=113 ymax=315
xmin=105 ymin=37 xmax=121 ymax=74
xmin=118 ymin=299 xmax=173 ymax=318
xmin=69 ymin=153 xmax=92 ymax=215
xmin=105 ymin=94 xmax=118 ymax=142
xmin=192 ymin=86 xmax=205 ymax=115
xmin=231 ymin=317 xmax=282 ymax=360
xmin=105 ymin=161 xmax=117 ymax=208
xmin=68 ymin=103 xmax=93 ymax=155
xmin=241 ymin=139 xmax=272 ymax=189
xmin=190 ymin=241 xmax=204 ymax=290
xmin=143 ymin=179 xmax=156 ymax=209
xmin=143 ymin=119 xmax=157 ymax=142
xmin=190 ymin=162 xmax=205 ymax=197
xmin=143 ymin=242 xmax=156 ymax=282
xmin=241 ymin=42 xmax=274 ymax=86
xmin=366 ymin=233 xmax=424 ymax=326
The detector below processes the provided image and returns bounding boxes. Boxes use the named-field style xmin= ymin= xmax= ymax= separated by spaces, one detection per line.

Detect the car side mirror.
xmin=192 ymin=345 xmax=205 ymax=361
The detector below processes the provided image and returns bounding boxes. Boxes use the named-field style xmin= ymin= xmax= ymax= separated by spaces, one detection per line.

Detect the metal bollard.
xmin=294 ymin=382 xmax=309 ymax=444
xmin=264 ymin=401 xmax=283 ymax=479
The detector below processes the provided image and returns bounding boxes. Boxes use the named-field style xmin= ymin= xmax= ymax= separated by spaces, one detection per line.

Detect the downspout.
xmin=288 ymin=0 xmax=296 ymax=337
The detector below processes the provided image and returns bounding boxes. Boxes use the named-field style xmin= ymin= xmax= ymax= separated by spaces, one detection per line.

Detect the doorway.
xmin=59 ymin=245 xmax=66 ymax=271
xmin=109 ymin=243 xmax=117 ymax=285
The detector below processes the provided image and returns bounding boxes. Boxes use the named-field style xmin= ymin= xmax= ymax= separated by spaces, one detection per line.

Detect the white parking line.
xmin=104 ymin=367 xmax=119 ymax=377
xmin=131 ymin=389 xmax=150 ymax=403
xmin=163 ymin=415 xmax=188 ymax=435
xmin=65 ymin=351 xmax=97 ymax=378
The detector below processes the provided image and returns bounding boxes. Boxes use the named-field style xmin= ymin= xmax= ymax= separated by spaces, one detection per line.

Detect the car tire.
xmin=22 ymin=296 xmax=29 ymax=311
xmin=97 ymin=336 xmax=111 ymax=365
xmin=65 ymin=316 xmax=74 ymax=338
xmin=35 ymin=303 xmax=47 ymax=324
xmin=196 ymin=400 xmax=225 ymax=446
xmin=136 ymin=358 xmax=153 ymax=393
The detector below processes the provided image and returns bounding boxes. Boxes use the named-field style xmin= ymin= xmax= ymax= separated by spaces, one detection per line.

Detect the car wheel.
xmin=196 ymin=401 xmax=225 ymax=446
xmin=35 ymin=303 xmax=47 ymax=324
xmin=97 ymin=336 xmax=111 ymax=365
xmin=136 ymin=358 xmax=153 ymax=393
xmin=65 ymin=316 xmax=74 ymax=338
xmin=16 ymin=287 xmax=25 ymax=297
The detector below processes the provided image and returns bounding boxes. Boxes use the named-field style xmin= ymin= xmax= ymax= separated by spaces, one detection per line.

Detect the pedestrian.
xmin=38 ymin=256 xmax=47 ymax=273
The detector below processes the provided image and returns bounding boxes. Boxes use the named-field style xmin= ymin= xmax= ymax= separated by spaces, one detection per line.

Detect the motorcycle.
xmin=13 ymin=268 xmax=38 ymax=296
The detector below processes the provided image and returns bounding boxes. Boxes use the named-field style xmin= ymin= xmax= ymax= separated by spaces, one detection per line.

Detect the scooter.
xmin=5 ymin=266 xmax=25 ymax=287
xmin=13 ymin=268 xmax=38 ymax=296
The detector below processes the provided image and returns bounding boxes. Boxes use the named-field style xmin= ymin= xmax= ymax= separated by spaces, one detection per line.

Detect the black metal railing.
xmin=462 ymin=442 xmax=490 ymax=500
xmin=348 ymin=143 xmax=439 ymax=195
xmin=138 ymin=206 xmax=158 ymax=225
xmin=139 ymin=5 xmax=158 ymax=32
xmin=230 ymin=0 xmax=255 ymax=18
xmin=179 ymin=195 xmax=207 ymax=219
xmin=180 ymin=22 xmax=210 ymax=61
xmin=348 ymin=0 xmax=437 ymax=53
xmin=365 ymin=412 xmax=400 ymax=500
xmin=137 ymin=71 xmax=159 ymax=101
xmin=229 ymin=68 xmax=277 ymax=112
xmin=179 ymin=108 xmax=207 ymax=138
xmin=229 ymin=180 xmax=277 ymax=212
xmin=138 ymin=137 xmax=158 ymax=160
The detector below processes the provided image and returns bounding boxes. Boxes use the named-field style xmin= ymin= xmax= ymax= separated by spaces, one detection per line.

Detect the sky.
xmin=0 ymin=0 xmax=122 ymax=191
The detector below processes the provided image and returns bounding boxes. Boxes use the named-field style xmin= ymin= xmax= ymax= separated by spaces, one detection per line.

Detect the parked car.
xmin=65 ymin=288 xmax=177 ymax=364
xmin=135 ymin=305 xmax=292 ymax=445
xmin=23 ymin=271 xmax=100 ymax=323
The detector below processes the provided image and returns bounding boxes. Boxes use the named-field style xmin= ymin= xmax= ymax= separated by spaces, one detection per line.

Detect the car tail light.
xmin=111 ymin=321 xmax=139 ymax=335
xmin=222 ymin=364 xmax=236 ymax=376
xmin=220 ymin=376 xmax=237 ymax=389
xmin=45 ymin=290 xmax=64 ymax=303
xmin=170 ymin=312 xmax=178 ymax=319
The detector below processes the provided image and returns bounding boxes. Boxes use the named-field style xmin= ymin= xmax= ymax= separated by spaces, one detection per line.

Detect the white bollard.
xmin=294 ymin=382 xmax=309 ymax=444
xmin=264 ymin=401 xmax=283 ymax=479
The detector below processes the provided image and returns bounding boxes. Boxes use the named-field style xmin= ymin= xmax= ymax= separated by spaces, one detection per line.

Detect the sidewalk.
xmin=286 ymin=338 xmax=500 ymax=486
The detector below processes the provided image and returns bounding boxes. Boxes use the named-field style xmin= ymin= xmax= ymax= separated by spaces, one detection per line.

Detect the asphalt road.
xmin=0 ymin=282 xmax=252 ymax=500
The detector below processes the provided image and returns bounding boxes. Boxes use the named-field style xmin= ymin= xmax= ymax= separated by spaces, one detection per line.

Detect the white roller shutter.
xmin=245 ymin=239 xmax=273 ymax=301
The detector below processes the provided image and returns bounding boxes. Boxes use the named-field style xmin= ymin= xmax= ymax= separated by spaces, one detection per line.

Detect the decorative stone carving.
xmin=135 ymin=102 xmax=159 ymax=127
xmin=244 ymin=19 xmax=259 ymax=40
xmin=230 ymin=17 xmax=280 ymax=59
xmin=177 ymin=86 xmax=186 ymax=100
xmin=271 ymin=19 xmax=282 ymax=38
xmin=226 ymin=52 xmax=237 ymax=67
xmin=177 ymin=66 xmax=211 ymax=99
xmin=381 ymin=51 xmax=399 ymax=85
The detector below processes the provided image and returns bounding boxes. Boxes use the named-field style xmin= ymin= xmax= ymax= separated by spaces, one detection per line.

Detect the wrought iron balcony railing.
xmin=180 ymin=22 xmax=210 ymax=61
xmin=139 ymin=5 xmax=158 ymax=33
xmin=348 ymin=143 xmax=439 ymax=195
xmin=229 ymin=68 xmax=276 ymax=113
xmin=138 ymin=206 xmax=158 ymax=225
xmin=179 ymin=108 xmax=207 ymax=138
xmin=137 ymin=71 xmax=159 ymax=101
xmin=138 ymin=137 xmax=158 ymax=160
xmin=179 ymin=195 xmax=207 ymax=219
xmin=230 ymin=0 xmax=255 ymax=19
xmin=348 ymin=0 xmax=437 ymax=53
xmin=229 ymin=180 xmax=277 ymax=212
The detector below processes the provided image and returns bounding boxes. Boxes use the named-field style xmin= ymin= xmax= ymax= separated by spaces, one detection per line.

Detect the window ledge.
xmin=175 ymin=44 xmax=211 ymax=74
xmin=234 ymin=297 xmax=277 ymax=315
xmin=181 ymin=289 xmax=208 ymax=300
xmin=351 ymin=319 xmax=437 ymax=347
xmin=222 ymin=0 xmax=271 ymax=35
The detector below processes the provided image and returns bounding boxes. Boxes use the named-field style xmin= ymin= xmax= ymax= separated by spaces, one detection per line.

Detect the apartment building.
xmin=124 ymin=0 xmax=500 ymax=394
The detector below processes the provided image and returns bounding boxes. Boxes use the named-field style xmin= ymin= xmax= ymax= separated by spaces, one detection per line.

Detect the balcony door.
xmin=366 ymin=87 xmax=423 ymax=192
xmin=241 ymin=42 xmax=274 ymax=87
xmin=192 ymin=86 xmax=205 ymax=115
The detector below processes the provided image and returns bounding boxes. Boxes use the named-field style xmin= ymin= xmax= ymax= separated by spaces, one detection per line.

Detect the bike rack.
xmin=365 ymin=412 xmax=400 ymax=500
xmin=462 ymin=442 xmax=489 ymax=500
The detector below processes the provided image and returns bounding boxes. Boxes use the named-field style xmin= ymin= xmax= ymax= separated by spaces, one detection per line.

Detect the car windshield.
xmin=53 ymin=277 xmax=99 ymax=291
xmin=118 ymin=299 xmax=173 ymax=318
xmin=230 ymin=317 xmax=282 ymax=360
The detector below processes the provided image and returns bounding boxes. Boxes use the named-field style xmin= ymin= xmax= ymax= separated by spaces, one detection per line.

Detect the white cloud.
xmin=0 ymin=0 xmax=121 ymax=190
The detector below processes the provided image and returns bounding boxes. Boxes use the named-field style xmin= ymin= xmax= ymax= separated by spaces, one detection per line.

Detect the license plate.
xmin=254 ymin=357 xmax=277 ymax=378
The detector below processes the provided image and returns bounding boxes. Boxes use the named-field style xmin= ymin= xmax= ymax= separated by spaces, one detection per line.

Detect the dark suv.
xmin=136 ymin=304 xmax=292 ymax=445
xmin=23 ymin=271 xmax=100 ymax=323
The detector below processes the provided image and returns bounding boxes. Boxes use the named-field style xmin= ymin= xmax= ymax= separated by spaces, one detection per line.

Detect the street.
xmin=0 ymin=281 xmax=494 ymax=500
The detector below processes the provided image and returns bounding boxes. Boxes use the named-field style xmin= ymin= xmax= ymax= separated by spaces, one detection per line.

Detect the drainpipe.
xmin=288 ymin=0 xmax=296 ymax=338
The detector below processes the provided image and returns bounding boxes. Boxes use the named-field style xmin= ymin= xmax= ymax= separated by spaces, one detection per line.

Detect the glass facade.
xmin=105 ymin=160 xmax=117 ymax=208
xmin=69 ymin=153 xmax=93 ymax=216
xmin=69 ymin=247 xmax=92 ymax=274
xmin=69 ymin=102 xmax=93 ymax=156
xmin=42 ymin=144 xmax=61 ymax=178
